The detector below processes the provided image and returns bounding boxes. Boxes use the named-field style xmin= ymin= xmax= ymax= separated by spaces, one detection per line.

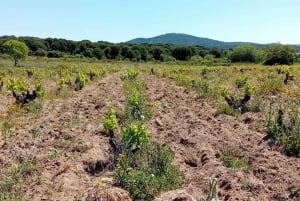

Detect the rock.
xmin=86 ymin=187 xmax=132 ymax=201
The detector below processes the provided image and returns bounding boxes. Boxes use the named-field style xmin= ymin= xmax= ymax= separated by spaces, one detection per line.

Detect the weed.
xmin=1 ymin=119 xmax=13 ymax=137
xmin=114 ymin=144 xmax=181 ymax=201
xmin=265 ymin=108 xmax=300 ymax=157
xmin=222 ymin=148 xmax=251 ymax=170
xmin=24 ymin=100 xmax=43 ymax=115
xmin=217 ymin=102 xmax=238 ymax=116
xmin=0 ymin=160 xmax=36 ymax=201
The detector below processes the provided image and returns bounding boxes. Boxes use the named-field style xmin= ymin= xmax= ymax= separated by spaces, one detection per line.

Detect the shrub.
xmin=194 ymin=79 xmax=211 ymax=98
xmin=114 ymin=144 xmax=181 ymax=201
xmin=220 ymin=84 xmax=254 ymax=114
xmin=125 ymin=92 xmax=150 ymax=122
xmin=190 ymin=55 xmax=203 ymax=65
xmin=35 ymin=82 xmax=45 ymax=98
xmin=122 ymin=123 xmax=148 ymax=149
xmin=74 ymin=72 xmax=87 ymax=91
xmin=7 ymin=79 xmax=45 ymax=105
xmin=266 ymin=109 xmax=300 ymax=157
xmin=7 ymin=78 xmax=29 ymax=92
xmin=103 ymin=108 xmax=118 ymax=136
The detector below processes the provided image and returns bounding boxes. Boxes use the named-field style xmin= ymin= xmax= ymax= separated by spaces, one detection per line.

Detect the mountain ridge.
xmin=127 ymin=33 xmax=300 ymax=51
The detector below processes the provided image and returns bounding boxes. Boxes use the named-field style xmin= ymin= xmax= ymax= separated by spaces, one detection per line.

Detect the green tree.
xmin=263 ymin=44 xmax=297 ymax=65
xmin=151 ymin=47 xmax=165 ymax=61
xmin=230 ymin=45 xmax=258 ymax=63
xmin=93 ymin=48 xmax=104 ymax=60
xmin=172 ymin=46 xmax=193 ymax=60
xmin=2 ymin=39 xmax=29 ymax=66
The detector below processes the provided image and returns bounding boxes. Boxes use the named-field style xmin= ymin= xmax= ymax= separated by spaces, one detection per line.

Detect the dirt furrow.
xmin=143 ymin=74 xmax=300 ymax=201
xmin=0 ymin=73 xmax=126 ymax=201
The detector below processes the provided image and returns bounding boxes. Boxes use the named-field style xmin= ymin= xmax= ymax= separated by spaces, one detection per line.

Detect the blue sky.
xmin=1 ymin=0 xmax=299 ymax=44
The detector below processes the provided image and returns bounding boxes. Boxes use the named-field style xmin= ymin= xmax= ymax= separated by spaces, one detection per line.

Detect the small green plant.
xmin=87 ymin=70 xmax=98 ymax=81
xmin=122 ymin=123 xmax=149 ymax=149
xmin=24 ymin=100 xmax=43 ymax=115
xmin=103 ymin=108 xmax=118 ymax=136
xmin=0 ymin=160 xmax=36 ymax=201
xmin=75 ymin=72 xmax=87 ymax=91
xmin=120 ymin=69 xmax=139 ymax=81
xmin=59 ymin=74 xmax=72 ymax=87
xmin=220 ymin=84 xmax=254 ymax=114
xmin=222 ymin=148 xmax=250 ymax=170
xmin=7 ymin=78 xmax=29 ymax=92
xmin=1 ymin=120 xmax=12 ymax=137
xmin=35 ymin=82 xmax=45 ymax=98
xmin=217 ymin=102 xmax=237 ymax=116
xmin=265 ymin=108 xmax=300 ymax=157
xmin=7 ymin=79 xmax=44 ymax=105
xmin=235 ymin=76 xmax=248 ymax=88
xmin=126 ymin=92 xmax=150 ymax=122
xmin=114 ymin=144 xmax=181 ymax=201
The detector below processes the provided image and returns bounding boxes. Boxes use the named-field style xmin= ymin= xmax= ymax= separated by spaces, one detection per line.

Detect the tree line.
xmin=0 ymin=35 xmax=298 ymax=65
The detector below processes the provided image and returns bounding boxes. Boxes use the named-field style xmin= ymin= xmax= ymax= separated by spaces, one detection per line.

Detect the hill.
xmin=127 ymin=33 xmax=300 ymax=51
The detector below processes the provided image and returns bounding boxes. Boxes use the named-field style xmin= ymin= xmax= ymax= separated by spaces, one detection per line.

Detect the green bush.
xmin=7 ymin=78 xmax=29 ymax=92
xmin=35 ymin=82 xmax=45 ymax=98
xmin=266 ymin=109 xmax=300 ymax=157
xmin=235 ymin=76 xmax=248 ymax=88
xmin=103 ymin=108 xmax=118 ymax=136
xmin=126 ymin=92 xmax=150 ymax=122
xmin=114 ymin=144 xmax=181 ymax=201
xmin=75 ymin=72 xmax=87 ymax=90
xmin=122 ymin=123 xmax=148 ymax=149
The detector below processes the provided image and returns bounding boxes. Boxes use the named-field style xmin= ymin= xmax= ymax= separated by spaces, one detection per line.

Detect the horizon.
xmin=1 ymin=0 xmax=300 ymax=44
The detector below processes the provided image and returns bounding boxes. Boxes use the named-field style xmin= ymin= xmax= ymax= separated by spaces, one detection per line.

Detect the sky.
xmin=1 ymin=0 xmax=299 ymax=44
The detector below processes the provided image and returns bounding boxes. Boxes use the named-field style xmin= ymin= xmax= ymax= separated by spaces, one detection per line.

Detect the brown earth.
xmin=143 ymin=74 xmax=300 ymax=201
xmin=0 ymin=73 xmax=126 ymax=201
xmin=0 ymin=72 xmax=299 ymax=201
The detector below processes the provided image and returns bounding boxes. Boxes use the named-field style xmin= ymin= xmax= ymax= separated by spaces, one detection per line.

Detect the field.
xmin=0 ymin=58 xmax=299 ymax=201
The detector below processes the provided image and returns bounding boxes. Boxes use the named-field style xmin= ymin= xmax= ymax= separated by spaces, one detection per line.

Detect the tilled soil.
xmin=0 ymin=73 xmax=126 ymax=201
xmin=1 ymin=72 xmax=299 ymax=201
xmin=143 ymin=74 xmax=300 ymax=201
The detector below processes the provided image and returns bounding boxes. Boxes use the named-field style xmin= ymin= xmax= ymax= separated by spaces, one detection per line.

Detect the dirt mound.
xmin=143 ymin=75 xmax=300 ymax=201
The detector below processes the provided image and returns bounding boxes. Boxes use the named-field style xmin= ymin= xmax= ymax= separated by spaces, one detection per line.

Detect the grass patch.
xmin=222 ymin=148 xmax=251 ymax=170
xmin=0 ymin=160 xmax=36 ymax=201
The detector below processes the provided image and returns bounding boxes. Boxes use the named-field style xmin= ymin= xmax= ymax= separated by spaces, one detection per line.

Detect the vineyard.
xmin=0 ymin=58 xmax=299 ymax=201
